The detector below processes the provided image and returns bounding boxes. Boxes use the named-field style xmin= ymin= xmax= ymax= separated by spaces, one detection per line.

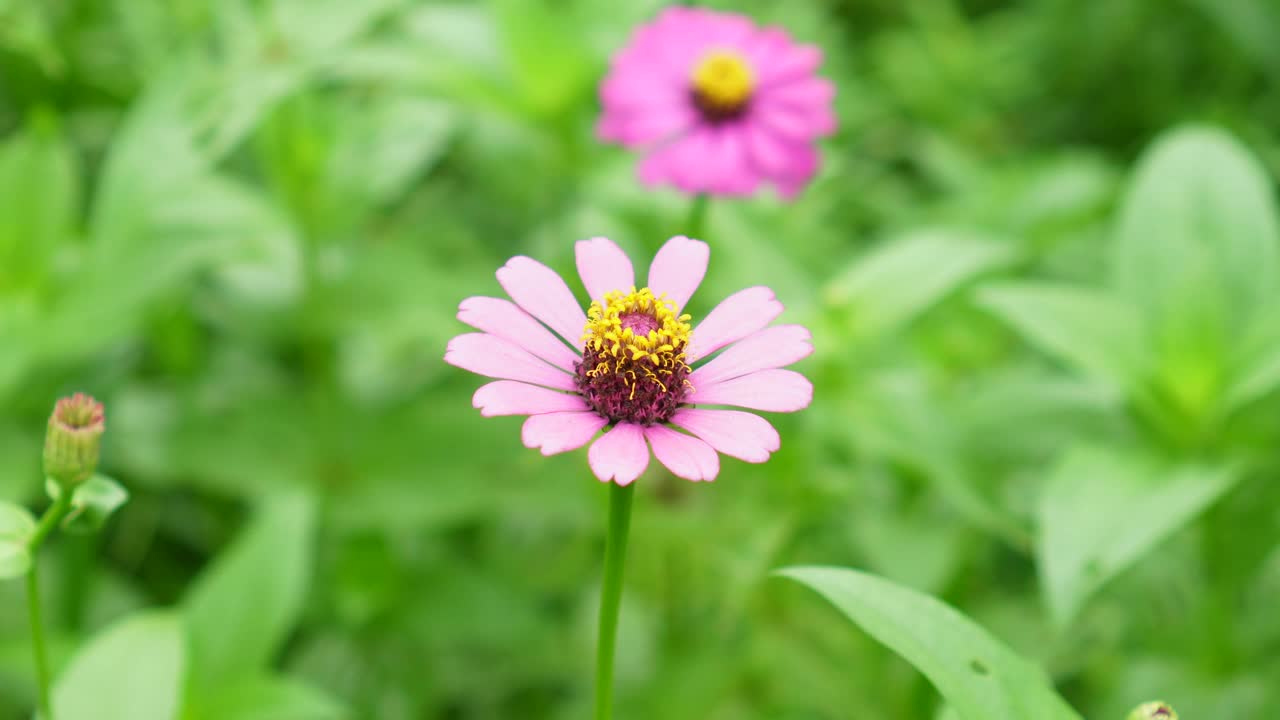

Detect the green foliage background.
xmin=2 ymin=0 xmax=1280 ymax=718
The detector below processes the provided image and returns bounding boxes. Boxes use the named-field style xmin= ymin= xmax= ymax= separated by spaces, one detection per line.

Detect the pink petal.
xmin=598 ymin=103 xmax=697 ymax=147
xmin=686 ymin=286 xmax=784 ymax=362
xmin=742 ymin=28 xmax=792 ymax=71
xmin=643 ymin=126 xmax=760 ymax=198
xmin=685 ymin=369 xmax=812 ymax=412
xmin=759 ymin=77 xmax=835 ymax=111
xmin=689 ymin=324 xmax=812 ymax=385
xmin=703 ymin=126 xmax=760 ymax=196
xmin=668 ymin=129 xmax=718 ymax=194
xmin=457 ymin=297 xmax=579 ymax=371
xmin=624 ymin=8 xmax=710 ymax=78
xmin=757 ymin=44 xmax=823 ymax=88
xmin=522 ymin=411 xmax=608 ymax=456
xmin=670 ymin=408 xmax=780 ymax=463
xmin=445 ymin=333 xmax=576 ymax=391
xmin=638 ymin=137 xmax=686 ymax=189
xmin=600 ymin=70 xmax=684 ymax=110
xmin=644 ymin=425 xmax=720 ymax=482
xmin=743 ymin=124 xmax=793 ymax=178
xmin=588 ymin=423 xmax=650 ymax=486
xmin=702 ymin=12 xmax=755 ymax=47
xmin=496 ymin=256 xmax=588 ymax=349
xmin=776 ymin=144 xmax=821 ymax=199
xmin=752 ymin=103 xmax=833 ymax=142
xmin=647 ymin=235 xmax=709 ymax=311
xmin=576 ymin=237 xmax=635 ymax=303
xmin=473 ymin=381 xmax=587 ymax=417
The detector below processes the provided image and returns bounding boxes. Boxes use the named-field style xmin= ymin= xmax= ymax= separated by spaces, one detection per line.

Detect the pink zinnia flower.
xmin=598 ymin=7 xmax=836 ymax=199
xmin=445 ymin=236 xmax=813 ymax=485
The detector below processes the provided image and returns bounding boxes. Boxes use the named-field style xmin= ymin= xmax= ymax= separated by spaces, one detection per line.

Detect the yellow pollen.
xmin=582 ymin=287 xmax=693 ymax=392
xmin=691 ymin=50 xmax=754 ymax=111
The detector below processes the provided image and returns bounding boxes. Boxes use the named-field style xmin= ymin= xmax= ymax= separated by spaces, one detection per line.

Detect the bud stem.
xmin=594 ymin=481 xmax=635 ymax=720
xmin=26 ymin=489 xmax=74 ymax=720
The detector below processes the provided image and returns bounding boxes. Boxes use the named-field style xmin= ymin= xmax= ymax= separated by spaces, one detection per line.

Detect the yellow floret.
xmin=582 ymin=287 xmax=693 ymax=397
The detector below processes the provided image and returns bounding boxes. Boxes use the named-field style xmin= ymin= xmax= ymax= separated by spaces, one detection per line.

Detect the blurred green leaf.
xmin=1186 ymin=0 xmax=1280 ymax=78
xmin=850 ymin=506 xmax=964 ymax=594
xmin=779 ymin=566 xmax=1082 ymax=720
xmin=0 ymin=501 xmax=34 ymax=579
xmin=825 ymin=229 xmax=1013 ymax=344
xmin=1111 ymin=126 xmax=1280 ymax=416
xmin=51 ymin=611 xmax=186 ymax=720
xmin=46 ymin=474 xmax=129 ymax=535
xmin=1224 ymin=304 xmax=1280 ymax=412
xmin=89 ymin=87 xmax=213 ymax=251
xmin=1037 ymin=446 xmax=1240 ymax=626
xmin=194 ymin=674 xmax=346 ymax=720
xmin=494 ymin=0 xmax=598 ymax=115
xmin=184 ymin=488 xmax=316 ymax=694
xmin=977 ymin=283 xmax=1147 ymax=390
xmin=0 ymin=111 xmax=76 ymax=292
xmin=848 ymin=373 xmax=1030 ymax=548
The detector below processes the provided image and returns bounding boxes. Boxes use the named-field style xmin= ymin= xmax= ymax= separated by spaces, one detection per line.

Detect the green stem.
xmin=27 ymin=489 xmax=74 ymax=720
xmin=685 ymin=194 xmax=709 ymax=241
xmin=594 ymin=482 xmax=636 ymax=720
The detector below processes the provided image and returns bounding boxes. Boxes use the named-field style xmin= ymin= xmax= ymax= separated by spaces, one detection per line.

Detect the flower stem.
xmin=686 ymin=194 xmax=709 ymax=241
xmin=27 ymin=489 xmax=74 ymax=720
xmin=594 ymin=481 xmax=635 ymax=720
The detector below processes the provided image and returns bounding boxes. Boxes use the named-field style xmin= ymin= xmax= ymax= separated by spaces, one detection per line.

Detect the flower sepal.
xmin=45 ymin=474 xmax=129 ymax=535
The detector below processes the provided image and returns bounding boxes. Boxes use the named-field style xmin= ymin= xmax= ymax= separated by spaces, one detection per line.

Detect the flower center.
xmin=53 ymin=393 xmax=104 ymax=431
xmin=576 ymin=287 xmax=693 ymax=425
xmin=690 ymin=50 xmax=754 ymax=122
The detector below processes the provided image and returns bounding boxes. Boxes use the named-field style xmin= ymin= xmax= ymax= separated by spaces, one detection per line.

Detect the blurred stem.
xmin=595 ymin=482 xmax=635 ymax=720
xmin=59 ymin=533 xmax=92 ymax=632
xmin=686 ymin=194 xmax=709 ymax=240
xmin=27 ymin=489 xmax=73 ymax=720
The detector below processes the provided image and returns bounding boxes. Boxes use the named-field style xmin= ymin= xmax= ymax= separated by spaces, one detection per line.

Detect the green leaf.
xmin=0 ymin=501 xmax=35 ymax=579
xmin=1223 ymin=310 xmax=1280 ymax=411
xmin=824 ymin=229 xmax=1014 ymax=343
xmin=494 ymin=0 xmax=598 ymax=114
xmin=778 ymin=566 xmax=1082 ymax=720
xmin=1111 ymin=127 xmax=1280 ymax=413
xmin=51 ymin=611 xmax=185 ymax=720
xmin=1037 ymin=446 xmax=1240 ymax=627
xmin=1186 ymin=0 xmax=1280 ymax=78
xmin=850 ymin=375 xmax=1030 ymax=548
xmin=46 ymin=474 xmax=130 ymax=534
xmin=977 ymin=283 xmax=1147 ymax=390
xmin=184 ymin=488 xmax=316 ymax=693
xmin=0 ymin=111 xmax=77 ymax=290
xmin=193 ymin=675 xmax=346 ymax=720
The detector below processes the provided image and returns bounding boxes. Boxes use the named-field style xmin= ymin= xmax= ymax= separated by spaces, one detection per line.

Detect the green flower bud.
xmin=1127 ymin=701 xmax=1178 ymax=720
xmin=43 ymin=393 xmax=105 ymax=489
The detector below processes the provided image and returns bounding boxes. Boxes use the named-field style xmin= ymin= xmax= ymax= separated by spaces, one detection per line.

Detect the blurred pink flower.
xmin=446 ymin=236 xmax=813 ymax=485
xmin=598 ymin=8 xmax=835 ymax=199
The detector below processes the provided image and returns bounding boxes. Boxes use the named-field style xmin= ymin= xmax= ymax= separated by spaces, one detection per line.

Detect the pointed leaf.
xmin=51 ymin=611 xmax=185 ymax=720
xmin=184 ymin=488 xmax=316 ymax=691
xmin=0 ymin=501 xmax=35 ymax=579
xmin=0 ymin=113 xmax=77 ymax=286
xmin=779 ymin=566 xmax=1082 ymax=720
xmin=977 ymin=283 xmax=1147 ymax=390
xmin=825 ymin=229 xmax=1014 ymax=343
xmin=1111 ymin=127 xmax=1280 ymax=412
xmin=47 ymin=474 xmax=130 ymax=534
xmin=194 ymin=675 xmax=346 ymax=720
xmin=1037 ymin=446 xmax=1240 ymax=626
